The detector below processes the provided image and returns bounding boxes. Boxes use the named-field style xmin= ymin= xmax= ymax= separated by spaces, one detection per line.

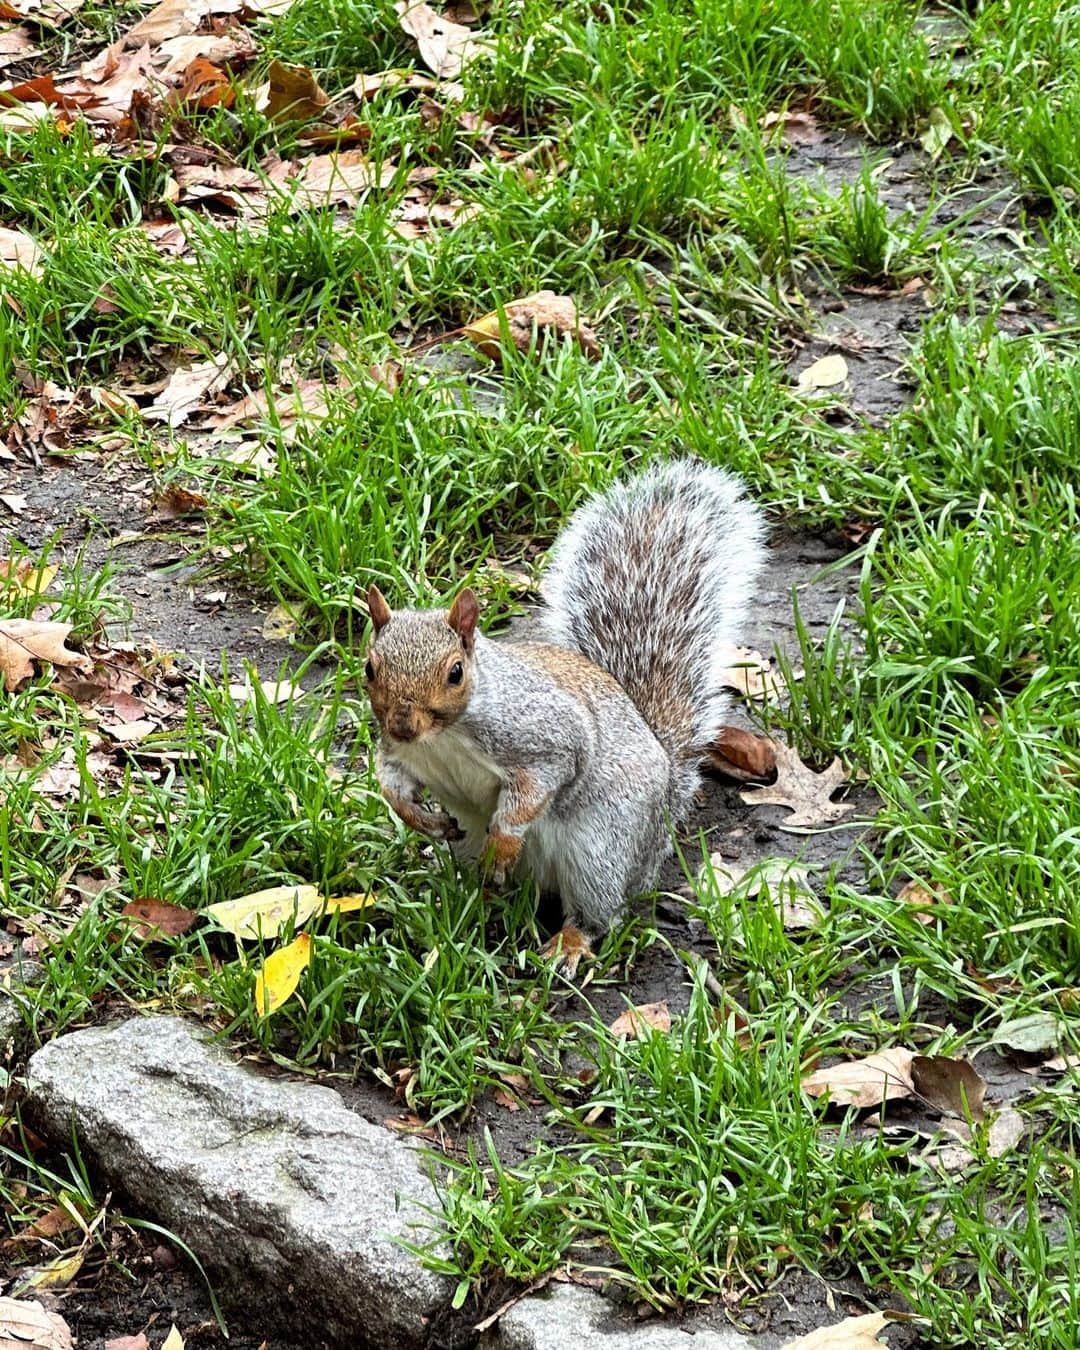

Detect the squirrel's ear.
xmin=447 ymin=587 xmax=479 ymax=652
xmin=367 ymin=585 xmax=392 ymax=634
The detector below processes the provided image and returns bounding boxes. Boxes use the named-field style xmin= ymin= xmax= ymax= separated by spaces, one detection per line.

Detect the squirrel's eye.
xmin=447 ymin=661 xmax=464 ymax=686
xmin=364 ymin=659 xmax=375 ymax=682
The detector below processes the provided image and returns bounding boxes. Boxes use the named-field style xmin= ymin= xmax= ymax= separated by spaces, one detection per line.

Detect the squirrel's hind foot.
xmin=539 ymin=925 xmax=594 ymax=978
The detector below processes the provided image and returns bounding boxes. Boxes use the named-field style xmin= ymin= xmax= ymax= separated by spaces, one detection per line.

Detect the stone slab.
xmin=26 ymin=1015 xmax=452 ymax=1349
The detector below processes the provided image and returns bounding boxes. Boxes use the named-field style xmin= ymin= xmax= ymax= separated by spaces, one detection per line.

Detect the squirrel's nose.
xmin=390 ymin=704 xmax=418 ymax=741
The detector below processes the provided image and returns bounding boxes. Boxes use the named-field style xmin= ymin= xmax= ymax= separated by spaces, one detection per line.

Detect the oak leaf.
xmin=0 ymin=1296 xmax=72 ymax=1350
xmin=0 ymin=618 xmax=91 ymax=690
xmin=740 ymin=743 xmax=854 ymax=830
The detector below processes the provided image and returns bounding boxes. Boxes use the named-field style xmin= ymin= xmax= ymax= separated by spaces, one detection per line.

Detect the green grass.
xmin=4 ymin=0 xmax=1080 ymax=1342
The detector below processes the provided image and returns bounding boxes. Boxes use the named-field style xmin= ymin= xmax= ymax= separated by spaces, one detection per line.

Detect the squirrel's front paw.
xmin=421 ymin=809 xmax=464 ymax=842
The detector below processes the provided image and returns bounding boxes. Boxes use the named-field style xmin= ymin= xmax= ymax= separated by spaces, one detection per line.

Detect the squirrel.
xmin=364 ymin=459 xmax=766 ymax=974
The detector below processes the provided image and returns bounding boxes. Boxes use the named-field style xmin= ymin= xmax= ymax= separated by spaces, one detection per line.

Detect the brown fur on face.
xmin=364 ymin=593 xmax=477 ymax=743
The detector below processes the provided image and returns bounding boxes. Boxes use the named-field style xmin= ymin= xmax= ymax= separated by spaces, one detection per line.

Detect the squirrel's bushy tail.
xmin=538 ymin=459 xmax=766 ymax=818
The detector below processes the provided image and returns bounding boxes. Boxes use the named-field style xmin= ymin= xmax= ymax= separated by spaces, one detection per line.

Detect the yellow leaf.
xmin=205 ymin=884 xmax=321 ymax=941
xmin=796 ymin=353 xmax=848 ymax=391
xmin=323 ymin=892 xmax=376 ymax=913
xmin=161 ymin=1324 xmax=186 ymax=1350
xmin=17 ymin=1250 xmax=84 ymax=1291
xmin=0 ymin=559 xmax=58 ymax=598
xmin=781 ymin=1311 xmax=891 ymax=1348
xmin=254 ymin=932 xmax=313 ymax=1015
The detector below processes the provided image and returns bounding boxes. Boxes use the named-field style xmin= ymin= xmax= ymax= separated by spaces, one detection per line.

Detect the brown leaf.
xmin=910 ymin=1055 xmax=986 ymax=1121
xmin=105 ymin=1336 xmax=150 ymax=1350
xmin=1 ymin=1203 xmax=78 ymax=1252
xmin=353 ymin=68 xmax=463 ymax=102
xmin=464 ymin=291 xmax=600 ymax=361
xmin=368 ymin=360 xmax=403 ymax=394
xmin=263 ymin=59 xmax=329 ymax=122
xmin=740 ymin=743 xmax=854 ymax=830
xmin=492 ymin=1087 xmax=522 ymax=1112
xmin=0 ymin=27 xmax=39 ymax=73
xmin=170 ymin=56 xmax=234 ymax=110
xmin=608 ymin=1001 xmax=671 ymax=1039
xmin=0 ymin=1296 xmax=73 ymax=1350
xmin=0 ymin=619 xmax=91 ymax=691
xmin=760 ymin=109 xmax=824 ymax=147
xmin=895 ymin=878 xmax=951 ymax=925
xmin=936 ymin=1105 xmax=1025 ymax=1171
xmin=395 ymin=0 xmax=489 ymax=78
xmin=152 ymin=483 xmax=208 ymax=517
xmin=781 ymin=1312 xmax=891 ymax=1349
xmin=704 ymin=726 xmax=777 ymax=781
xmin=121 ymin=899 xmax=198 ymax=940
xmin=720 ymin=645 xmax=788 ymax=702
xmin=801 ymin=1048 xmax=915 ymax=1109
xmin=143 ymin=355 xmax=233 ymax=426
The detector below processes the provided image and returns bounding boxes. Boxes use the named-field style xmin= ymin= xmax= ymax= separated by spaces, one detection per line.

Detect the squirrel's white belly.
xmin=394 ymin=727 xmax=503 ymax=826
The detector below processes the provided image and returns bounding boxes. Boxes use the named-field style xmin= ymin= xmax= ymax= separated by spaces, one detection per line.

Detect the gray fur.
xmin=537 ymin=458 xmax=767 ymax=823
xmin=374 ymin=460 xmax=766 ymax=940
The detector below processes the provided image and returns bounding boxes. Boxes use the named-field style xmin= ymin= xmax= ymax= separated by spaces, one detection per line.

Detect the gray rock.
xmin=488 ymin=1283 xmax=753 ymax=1349
xmin=25 ymin=1016 xmax=452 ymax=1349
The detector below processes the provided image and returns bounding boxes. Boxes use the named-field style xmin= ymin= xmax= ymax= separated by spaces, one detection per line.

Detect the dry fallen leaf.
xmin=463 ymin=291 xmax=600 ymax=361
xmin=15 ymin=1250 xmax=84 ymax=1291
xmin=801 ymin=1048 xmax=916 ymax=1109
xmin=120 ymin=899 xmax=198 ymax=940
xmin=395 ymin=0 xmax=489 ymax=79
xmin=254 ymin=931 xmax=312 ymax=1015
xmin=104 ymin=1334 xmax=150 ymax=1350
xmin=797 ymin=353 xmax=849 ymax=391
xmin=227 ymin=676 xmax=304 ymax=705
xmin=0 ymin=224 xmax=43 ymax=277
xmin=910 ymin=1054 xmax=985 ymax=1121
xmin=895 ymin=878 xmax=951 ymax=926
xmin=991 ymin=1011 xmax=1060 ymax=1054
xmin=703 ymin=855 xmax=822 ymax=930
xmin=936 ymin=1105 xmax=1025 ymax=1171
xmin=261 ymin=602 xmax=302 ymax=639
xmin=704 ymin=726 xmax=777 ymax=781
xmin=740 ymin=743 xmax=855 ymax=830
xmin=0 ymin=618 xmax=92 ymax=691
xmin=760 ymin=109 xmax=824 ymax=146
xmin=0 ymin=1296 xmax=73 ymax=1350
xmin=262 ymin=59 xmax=329 ymax=122
xmin=608 ymin=1001 xmax=671 ymax=1039
xmin=0 ymin=559 xmax=58 ymax=598
xmin=1 ymin=1204 xmax=79 ymax=1253
xmin=781 ymin=1312 xmax=891 ymax=1349
xmin=160 ymin=1328 xmax=185 ymax=1350
xmin=152 ymin=483 xmax=208 ymax=518
xmin=720 ymin=645 xmax=788 ymax=702
xmin=143 ymin=356 xmax=233 ymax=427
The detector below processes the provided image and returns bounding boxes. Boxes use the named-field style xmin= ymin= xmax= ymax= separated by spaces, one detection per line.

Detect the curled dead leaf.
xmin=463 ymin=291 xmax=600 ymax=361
xmin=262 ymin=59 xmax=329 ymax=123
xmin=704 ymin=726 xmax=777 ymax=781
xmin=0 ymin=618 xmax=91 ymax=691
xmin=910 ymin=1055 xmax=985 ymax=1120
